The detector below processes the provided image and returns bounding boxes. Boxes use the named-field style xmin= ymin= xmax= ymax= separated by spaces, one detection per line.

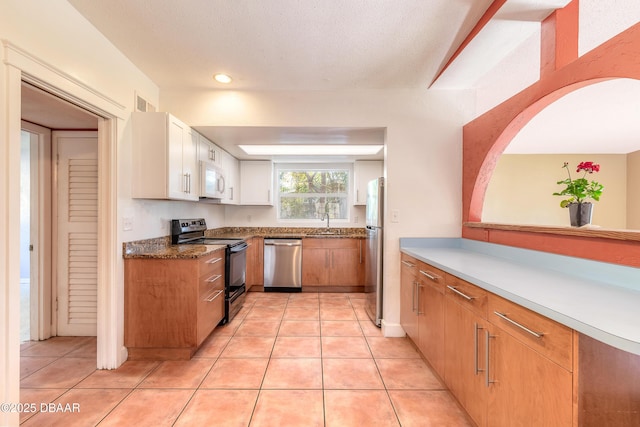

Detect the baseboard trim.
xmin=381 ymin=320 xmax=405 ymax=338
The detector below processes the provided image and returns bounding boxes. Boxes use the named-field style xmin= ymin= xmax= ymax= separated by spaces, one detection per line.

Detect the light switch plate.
xmin=391 ymin=209 xmax=399 ymax=223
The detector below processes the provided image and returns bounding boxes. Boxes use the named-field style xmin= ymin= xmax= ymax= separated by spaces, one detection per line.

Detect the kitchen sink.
xmin=308 ymin=230 xmax=340 ymax=235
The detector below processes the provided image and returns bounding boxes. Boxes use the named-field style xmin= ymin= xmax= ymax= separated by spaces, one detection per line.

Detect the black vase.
xmin=568 ymin=202 xmax=593 ymax=227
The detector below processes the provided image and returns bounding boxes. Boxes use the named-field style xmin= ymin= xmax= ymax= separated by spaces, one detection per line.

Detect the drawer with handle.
xmin=488 ymin=294 xmax=573 ymax=370
xmin=445 ymin=275 xmax=488 ymax=319
xmin=417 ymin=261 xmax=446 ymax=294
xmin=199 ymin=251 xmax=224 ymax=279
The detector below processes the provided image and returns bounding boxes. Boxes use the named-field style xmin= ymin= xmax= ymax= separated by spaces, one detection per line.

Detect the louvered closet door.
xmin=55 ymin=131 xmax=98 ymax=336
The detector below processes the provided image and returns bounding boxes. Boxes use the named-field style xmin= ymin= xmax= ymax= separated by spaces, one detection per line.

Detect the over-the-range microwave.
xmin=200 ymin=161 xmax=226 ymax=199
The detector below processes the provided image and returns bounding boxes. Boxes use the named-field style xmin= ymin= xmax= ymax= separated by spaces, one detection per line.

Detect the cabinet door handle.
xmin=325 ymin=252 xmax=329 ymax=268
xmin=205 ymin=289 xmax=224 ymax=302
xmin=474 ymin=323 xmax=484 ymax=375
xmin=401 ymin=260 xmax=415 ymax=268
xmin=485 ymin=330 xmax=496 ymax=387
xmin=206 ymin=274 xmax=222 ymax=283
xmin=419 ymin=270 xmax=439 ymax=281
xmin=267 ymin=189 xmax=271 ymax=202
xmin=416 ymin=283 xmax=424 ymax=315
xmin=356 ymin=189 xmax=359 ymax=203
xmin=206 ymin=257 xmax=223 ymax=264
xmin=446 ymin=285 xmax=475 ymax=301
xmin=412 ymin=281 xmax=417 ymax=313
xmin=230 ymin=186 xmax=234 ymax=201
xmin=493 ymin=311 xmax=544 ymax=338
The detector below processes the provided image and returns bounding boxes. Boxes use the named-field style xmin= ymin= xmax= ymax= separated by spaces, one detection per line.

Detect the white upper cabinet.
xmin=240 ymin=160 xmax=274 ymax=205
xmin=220 ymin=150 xmax=239 ymax=205
xmin=131 ymin=112 xmax=199 ymax=201
xmin=353 ymin=160 xmax=382 ymax=205
xmin=196 ymin=131 xmax=223 ymax=166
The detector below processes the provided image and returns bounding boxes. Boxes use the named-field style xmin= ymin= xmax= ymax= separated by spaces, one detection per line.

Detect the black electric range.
xmin=171 ymin=219 xmax=247 ymax=323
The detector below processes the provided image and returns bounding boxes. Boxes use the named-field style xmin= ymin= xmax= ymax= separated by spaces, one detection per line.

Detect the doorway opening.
xmin=19 ymin=82 xmax=99 ymax=350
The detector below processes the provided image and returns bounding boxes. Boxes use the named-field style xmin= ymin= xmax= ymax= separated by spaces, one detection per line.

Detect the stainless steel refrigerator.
xmin=365 ymin=177 xmax=384 ymax=327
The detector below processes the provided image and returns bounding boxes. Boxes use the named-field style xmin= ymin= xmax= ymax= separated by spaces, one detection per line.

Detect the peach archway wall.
xmin=462 ymin=22 xmax=640 ymax=265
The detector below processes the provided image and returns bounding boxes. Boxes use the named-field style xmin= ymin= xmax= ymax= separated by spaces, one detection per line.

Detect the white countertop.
xmin=400 ymin=238 xmax=640 ymax=355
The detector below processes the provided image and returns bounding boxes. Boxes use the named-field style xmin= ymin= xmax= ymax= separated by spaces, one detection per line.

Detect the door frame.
xmin=21 ymin=121 xmax=53 ymax=341
xmin=2 ymin=41 xmax=126 ymax=408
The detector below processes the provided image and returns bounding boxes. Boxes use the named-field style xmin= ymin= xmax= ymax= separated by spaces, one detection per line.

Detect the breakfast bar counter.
xmin=400 ymin=238 xmax=640 ymax=355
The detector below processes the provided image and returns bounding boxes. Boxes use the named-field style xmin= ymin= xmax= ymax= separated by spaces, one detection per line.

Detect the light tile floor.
xmin=19 ymin=292 xmax=474 ymax=426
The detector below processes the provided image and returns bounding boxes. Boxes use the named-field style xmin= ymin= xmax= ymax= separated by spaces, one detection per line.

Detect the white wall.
xmin=162 ymin=87 xmax=470 ymax=334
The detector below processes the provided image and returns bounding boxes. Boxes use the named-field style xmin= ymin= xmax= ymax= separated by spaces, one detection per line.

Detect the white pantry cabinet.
xmin=220 ymin=150 xmax=239 ymax=204
xmin=131 ymin=112 xmax=198 ymax=201
xmin=353 ymin=160 xmax=382 ymax=205
xmin=240 ymin=160 xmax=274 ymax=205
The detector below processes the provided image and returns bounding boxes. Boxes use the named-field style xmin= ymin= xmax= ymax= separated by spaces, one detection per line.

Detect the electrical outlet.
xmin=123 ymin=216 xmax=133 ymax=231
xmin=391 ymin=209 xmax=399 ymax=223
xmin=247 ymin=215 xmax=252 ymax=223
xmin=354 ymin=215 xmax=359 ymax=223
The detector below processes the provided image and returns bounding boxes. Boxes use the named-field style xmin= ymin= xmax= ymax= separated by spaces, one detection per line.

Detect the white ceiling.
xmin=67 ymin=0 xmax=494 ymax=91
xmin=21 ymin=1 xmax=638 ymax=158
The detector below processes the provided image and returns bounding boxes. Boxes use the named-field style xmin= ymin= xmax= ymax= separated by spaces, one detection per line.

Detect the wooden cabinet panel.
xmin=444 ymin=295 xmax=488 ymax=427
xmin=125 ymin=249 xmax=225 ymax=360
xmin=302 ymin=238 xmax=362 ymax=287
xmin=416 ymin=261 xmax=445 ymax=375
xmin=330 ymin=247 xmax=360 ymax=285
xmin=400 ymin=254 xmax=418 ymax=341
xmin=487 ymin=322 xmax=573 ymax=427
xmin=445 ymin=274 xmax=488 ymax=319
xmin=245 ymin=237 xmax=264 ymax=289
xmin=488 ymin=294 xmax=573 ymax=370
xmin=400 ymin=256 xmax=446 ymax=375
xmin=302 ymin=247 xmax=330 ymax=285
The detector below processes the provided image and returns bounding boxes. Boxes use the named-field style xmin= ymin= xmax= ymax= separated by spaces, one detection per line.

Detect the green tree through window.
xmin=278 ymin=167 xmax=349 ymax=220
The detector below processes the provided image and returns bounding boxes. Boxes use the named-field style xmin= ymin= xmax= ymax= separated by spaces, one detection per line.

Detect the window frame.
xmin=275 ymin=163 xmax=353 ymax=223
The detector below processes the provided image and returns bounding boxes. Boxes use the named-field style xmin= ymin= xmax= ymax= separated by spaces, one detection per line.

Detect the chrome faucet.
xmin=322 ymin=213 xmax=330 ymax=229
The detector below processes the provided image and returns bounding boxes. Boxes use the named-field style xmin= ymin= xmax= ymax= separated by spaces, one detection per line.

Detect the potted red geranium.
xmin=553 ymin=161 xmax=604 ymax=227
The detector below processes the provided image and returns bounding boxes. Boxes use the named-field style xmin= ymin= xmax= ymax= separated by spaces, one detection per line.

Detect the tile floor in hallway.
xmin=19 ymin=292 xmax=474 ymax=426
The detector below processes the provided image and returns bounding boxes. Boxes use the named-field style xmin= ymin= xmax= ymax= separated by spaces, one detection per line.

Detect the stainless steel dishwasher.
xmin=263 ymin=238 xmax=302 ymax=292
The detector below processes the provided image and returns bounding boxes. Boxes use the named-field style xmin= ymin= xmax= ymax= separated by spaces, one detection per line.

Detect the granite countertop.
xmin=123 ymin=236 xmax=226 ymax=259
xmin=400 ymin=238 xmax=640 ymax=356
xmin=123 ymin=227 xmax=366 ymax=259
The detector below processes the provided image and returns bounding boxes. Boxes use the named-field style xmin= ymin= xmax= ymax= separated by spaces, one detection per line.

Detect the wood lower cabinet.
xmin=245 ymin=237 xmax=263 ymax=290
xmin=485 ymin=294 xmax=573 ymax=426
xmin=402 ymin=252 xmax=576 ymax=426
xmin=400 ymin=254 xmax=419 ymax=341
xmin=444 ymin=281 xmax=489 ymax=427
xmin=124 ymin=249 xmax=225 ymax=360
xmin=400 ymin=255 xmax=446 ymax=374
xmin=416 ymin=263 xmax=446 ymax=377
xmin=302 ymin=238 xmax=363 ymax=288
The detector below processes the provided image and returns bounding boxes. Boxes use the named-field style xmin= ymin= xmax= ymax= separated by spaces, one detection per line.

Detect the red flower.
xmin=577 ymin=161 xmax=600 ymax=174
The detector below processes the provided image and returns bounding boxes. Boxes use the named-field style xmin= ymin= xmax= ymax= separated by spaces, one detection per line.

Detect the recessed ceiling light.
xmin=238 ymin=145 xmax=383 ymax=156
xmin=214 ymin=73 xmax=232 ymax=84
